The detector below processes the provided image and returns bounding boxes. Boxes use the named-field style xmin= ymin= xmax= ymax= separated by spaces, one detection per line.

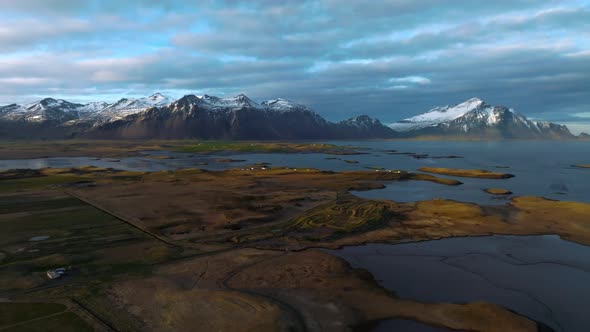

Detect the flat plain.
xmin=2 ymin=140 xmax=589 ymax=331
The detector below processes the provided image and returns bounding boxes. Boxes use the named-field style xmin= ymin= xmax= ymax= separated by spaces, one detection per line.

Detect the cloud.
xmin=572 ymin=112 xmax=590 ymax=119
xmin=389 ymin=76 xmax=431 ymax=85
xmin=0 ymin=0 xmax=587 ymax=125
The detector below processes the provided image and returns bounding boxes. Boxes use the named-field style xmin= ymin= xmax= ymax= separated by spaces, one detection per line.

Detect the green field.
xmin=0 ymin=303 xmax=93 ymax=332
xmin=0 ymin=189 xmax=178 ymax=294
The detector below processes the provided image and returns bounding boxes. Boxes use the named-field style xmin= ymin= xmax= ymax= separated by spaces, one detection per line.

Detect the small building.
xmin=46 ymin=268 xmax=66 ymax=280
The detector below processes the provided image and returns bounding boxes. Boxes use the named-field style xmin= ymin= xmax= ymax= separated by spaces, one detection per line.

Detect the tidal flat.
xmin=1 ymin=140 xmax=590 ymax=331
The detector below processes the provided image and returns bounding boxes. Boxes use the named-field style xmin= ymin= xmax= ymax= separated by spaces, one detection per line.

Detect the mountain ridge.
xmin=85 ymin=94 xmax=393 ymax=140
xmin=389 ymin=97 xmax=574 ymax=139
xmin=0 ymin=94 xmax=577 ymax=140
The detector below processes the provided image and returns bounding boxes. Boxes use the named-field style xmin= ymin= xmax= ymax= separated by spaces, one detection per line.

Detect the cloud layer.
xmin=0 ymin=0 xmax=588 ymax=128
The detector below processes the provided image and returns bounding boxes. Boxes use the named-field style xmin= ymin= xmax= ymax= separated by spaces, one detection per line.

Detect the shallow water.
xmin=2 ymin=140 xmax=589 ymax=204
xmin=2 ymin=141 xmax=590 ymax=331
xmin=28 ymin=235 xmax=50 ymax=242
xmin=330 ymin=235 xmax=590 ymax=332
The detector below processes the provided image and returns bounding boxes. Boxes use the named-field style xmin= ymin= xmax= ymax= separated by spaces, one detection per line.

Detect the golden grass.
xmin=419 ymin=167 xmax=514 ymax=179
xmin=511 ymin=196 xmax=590 ymax=245
xmin=288 ymin=194 xmax=396 ymax=237
xmin=484 ymin=188 xmax=513 ymax=195
xmin=2 ymin=163 xmax=577 ymax=331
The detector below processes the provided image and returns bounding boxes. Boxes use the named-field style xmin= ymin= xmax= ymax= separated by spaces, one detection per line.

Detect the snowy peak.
xmin=95 ymin=93 xmax=174 ymax=122
xmin=87 ymin=95 xmax=396 ymax=140
xmin=166 ymin=94 xmax=317 ymax=115
xmin=0 ymin=98 xmax=87 ymax=122
xmin=392 ymin=97 xmax=490 ymax=131
xmin=388 ymin=97 xmax=573 ymax=139
xmin=0 ymin=92 xmax=176 ymax=124
xmin=106 ymin=93 xmax=173 ymax=110
xmin=340 ymin=115 xmax=382 ymax=128
xmin=79 ymin=101 xmax=109 ymax=113
xmin=261 ymin=98 xmax=310 ymax=112
xmin=336 ymin=115 xmax=395 ymax=138
xmin=0 ymin=104 xmax=20 ymax=114
xmin=199 ymin=94 xmax=260 ymax=109
xmin=169 ymin=94 xmax=204 ymax=113
xmin=147 ymin=92 xmax=167 ymax=103
xmin=454 ymin=97 xmax=485 ymax=110
xmin=24 ymin=98 xmax=83 ymax=113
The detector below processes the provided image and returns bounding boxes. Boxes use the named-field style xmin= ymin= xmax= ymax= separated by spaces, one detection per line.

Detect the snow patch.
xmin=389 ymin=97 xmax=489 ymax=131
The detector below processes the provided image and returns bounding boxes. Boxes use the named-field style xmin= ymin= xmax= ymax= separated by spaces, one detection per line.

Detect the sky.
xmin=0 ymin=0 xmax=589 ymax=132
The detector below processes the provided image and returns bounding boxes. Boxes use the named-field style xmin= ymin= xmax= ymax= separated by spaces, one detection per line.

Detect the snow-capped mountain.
xmin=86 ymin=94 xmax=397 ymax=140
xmin=94 ymin=93 xmax=173 ymax=122
xmin=200 ymin=94 xmax=260 ymax=110
xmin=337 ymin=115 xmax=396 ymax=138
xmin=389 ymin=98 xmax=573 ymax=139
xmin=0 ymin=98 xmax=85 ymax=123
xmin=80 ymin=101 xmax=110 ymax=113
xmin=0 ymin=93 xmax=575 ymax=140
xmin=390 ymin=98 xmax=487 ymax=132
xmin=261 ymin=98 xmax=309 ymax=112
xmin=0 ymin=93 xmax=175 ymax=125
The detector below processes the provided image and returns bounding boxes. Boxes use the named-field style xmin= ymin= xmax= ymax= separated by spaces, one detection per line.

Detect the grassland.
xmin=0 ymin=303 xmax=93 ymax=332
xmin=419 ymin=166 xmax=515 ymax=179
xmin=0 ymin=140 xmax=360 ymax=159
xmin=171 ymin=141 xmax=361 ymax=154
xmin=0 ymin=187 xmax=181 ymax=294
xmin=3 ymin=161 xmax=584 ymax=331
xmin=484 ymin=188 xmax=513 ymax=195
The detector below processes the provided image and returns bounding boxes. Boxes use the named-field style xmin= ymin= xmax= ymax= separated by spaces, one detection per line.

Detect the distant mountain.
xmin=0 ymin=93 xmax=174 ymax=125
xmin=92 ymin=93 xmax=173 ymax=123
xmin=389 ymin=98 xmax=574 ymax=139
xmin=0 ymin=98 xmax=85 ymax=123
xmin=337 ymin=115 xmax=396 ymax=138
xmin=0 ymin=94 xmax=576 ymax=140
xmin=85 ymin=94 xmax=396 ymax=140
xmin=0 ymin=93 xmax=178 ymax=139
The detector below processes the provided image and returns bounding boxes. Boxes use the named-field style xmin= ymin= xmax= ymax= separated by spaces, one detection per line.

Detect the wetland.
xmin=1 ymin=139 xmax=590 ymax=331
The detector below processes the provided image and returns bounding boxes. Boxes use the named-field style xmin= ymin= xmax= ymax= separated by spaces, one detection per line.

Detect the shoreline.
xmin=2 ymin=161 xmax=589 ymax=331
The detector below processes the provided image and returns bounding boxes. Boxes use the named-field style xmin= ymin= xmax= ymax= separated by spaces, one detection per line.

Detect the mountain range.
xmin=389 ymin=97 xmax=574 ymax=139
xmin=0 ymin=93 xmax=577 ymax=140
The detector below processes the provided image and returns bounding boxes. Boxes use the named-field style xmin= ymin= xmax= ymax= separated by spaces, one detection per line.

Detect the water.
xmin=335 ymin=140 xmax=590 ymax=204
xmin=2 ymin=140 xmax=590 ymax=204
xmin=3 ymin=140 xmax=590 ymax=331
xmin=28 ymin=235 xmax=50 ymax=242
xmin=330 ymin=235 xmax=590 ymax=332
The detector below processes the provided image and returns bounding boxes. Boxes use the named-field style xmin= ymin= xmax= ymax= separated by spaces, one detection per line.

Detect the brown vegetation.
xmin=103 ymin=248 xmax=536 ymax=332
xmin=419 ymin=167 xmax=515 ymax=179
xmin=4 ymin=164 xmax=589 ymax=331
xmin=484 ymin=188 xmax=513 ymax=195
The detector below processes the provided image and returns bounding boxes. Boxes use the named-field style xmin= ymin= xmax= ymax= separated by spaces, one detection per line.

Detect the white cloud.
xmin=0 ymin=0 xmax=587 ymax=123
xmin=572 ymin=112 xmax=590 ymax=118
xmin=560 ymin=122 xmax=590 ymax=135
xmin=389 ymin=76 xmax=431 ymax=85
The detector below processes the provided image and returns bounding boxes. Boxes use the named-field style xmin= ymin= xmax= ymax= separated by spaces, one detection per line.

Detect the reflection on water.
xmin=331 ymin=235 xmax=590 ymax=332
xmin=1 ymin=141 xmax=590 ymax=204
xmin=3 ymin=141 xmax=590 ymax=331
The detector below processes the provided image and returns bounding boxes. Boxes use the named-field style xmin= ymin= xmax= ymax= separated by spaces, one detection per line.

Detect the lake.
xmin=2 ymin=140 xmax=589 ymax=204
xmin=331 ymin=235 xmax=590 ymax=332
